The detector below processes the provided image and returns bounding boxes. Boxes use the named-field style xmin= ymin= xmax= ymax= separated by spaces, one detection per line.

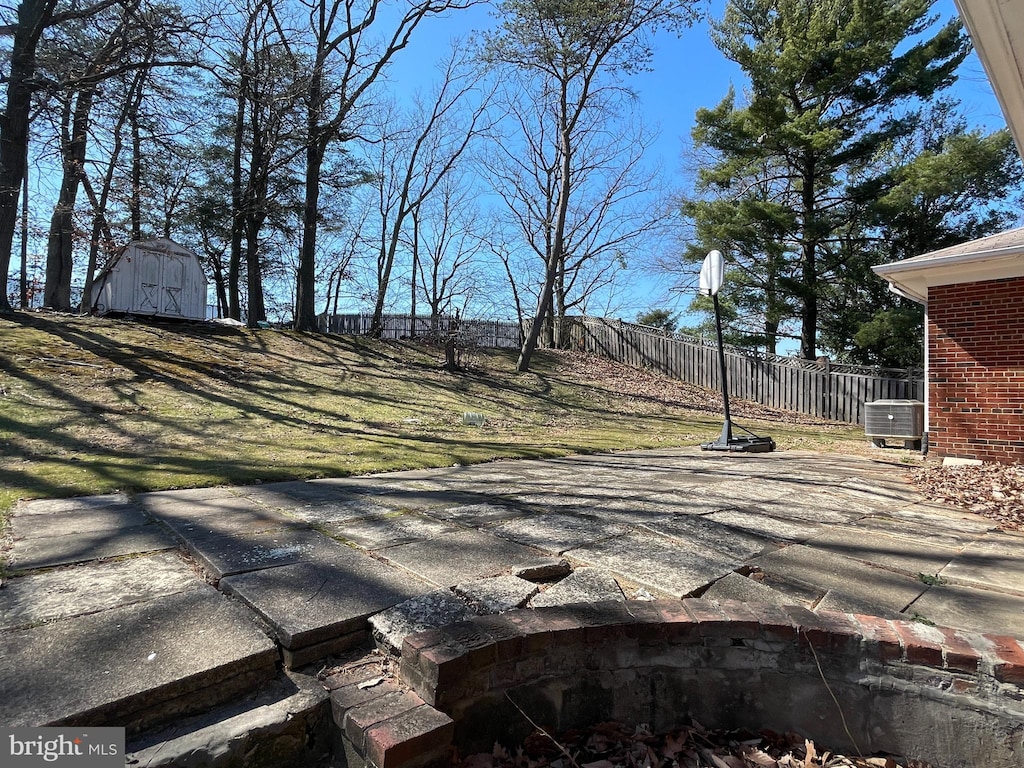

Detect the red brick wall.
xmin=928 ymin=276 xmax=1024 ymax=463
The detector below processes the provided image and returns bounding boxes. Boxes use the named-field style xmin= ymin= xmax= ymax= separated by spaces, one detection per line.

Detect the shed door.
xmin=161 ymin=254 xmax=186 ymax=316
xmin=135 ymin=251 xmax=162 ymax=313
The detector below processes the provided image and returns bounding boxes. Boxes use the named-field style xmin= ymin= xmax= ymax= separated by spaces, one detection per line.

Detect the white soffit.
xmin=872 ymin=227 xmax=1024 ymax=302
xmin=954 ymin=0 xmax=1024 ymax=159
xmin=870 ymin=3 xmax=1024 ymax=304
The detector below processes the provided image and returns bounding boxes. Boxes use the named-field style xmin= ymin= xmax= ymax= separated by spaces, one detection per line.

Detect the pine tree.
xmin=685 ymin=0 xmax=970 ymax=359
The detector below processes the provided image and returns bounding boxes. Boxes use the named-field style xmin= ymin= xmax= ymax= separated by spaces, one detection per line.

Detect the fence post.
xmin=822 ymin=357 xmax=831 ymax=420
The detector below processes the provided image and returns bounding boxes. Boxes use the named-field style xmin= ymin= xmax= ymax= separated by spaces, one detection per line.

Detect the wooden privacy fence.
xmin=567 ymin=317 xmax=923 ymax=426
xmin=317 ymin=312 xmax=922 ymax=426
xmin=317 ymin=313 xmax=522 ymax=349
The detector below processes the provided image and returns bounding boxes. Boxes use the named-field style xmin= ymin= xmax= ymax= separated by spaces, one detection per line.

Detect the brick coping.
xmin=330 ymin=599 xmax=1024 ymax=768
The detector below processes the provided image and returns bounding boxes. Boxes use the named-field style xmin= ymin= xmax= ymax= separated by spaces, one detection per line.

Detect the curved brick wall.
xmin=392 ymin=599 xmax=1024 ymax=768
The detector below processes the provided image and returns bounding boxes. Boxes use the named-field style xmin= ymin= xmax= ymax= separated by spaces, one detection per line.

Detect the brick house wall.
xmin=927 ymin=276 xmax=1024 ymax=463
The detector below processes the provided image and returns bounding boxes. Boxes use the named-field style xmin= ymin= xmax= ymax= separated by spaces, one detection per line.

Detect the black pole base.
xmin=700 ymin=435 xmax=776 ymax=453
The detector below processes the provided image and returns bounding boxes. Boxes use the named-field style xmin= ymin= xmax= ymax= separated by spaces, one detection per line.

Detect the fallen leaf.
xmin=804 ymin=739 xmax=816 ymax=767
xmin=741 ymin=746 xmax=780 ymax=767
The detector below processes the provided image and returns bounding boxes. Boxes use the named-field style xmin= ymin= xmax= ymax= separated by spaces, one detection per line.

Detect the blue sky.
xmin=385 ymin=0 xmax=1010 ymax=331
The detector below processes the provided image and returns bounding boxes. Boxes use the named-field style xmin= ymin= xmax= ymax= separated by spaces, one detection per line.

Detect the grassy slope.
xmin=0 ymin=312 xmax=866 ymax=519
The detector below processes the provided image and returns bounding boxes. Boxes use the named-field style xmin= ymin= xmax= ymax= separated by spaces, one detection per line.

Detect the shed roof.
xmin=872 ymin=226 xmax=1024 ymax=303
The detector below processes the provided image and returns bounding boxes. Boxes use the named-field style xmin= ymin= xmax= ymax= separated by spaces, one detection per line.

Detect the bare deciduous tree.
xmin=290 ymin=0 xmax=480 ymax=332
xmin=480 ymin=0 xmax=700 ymax=371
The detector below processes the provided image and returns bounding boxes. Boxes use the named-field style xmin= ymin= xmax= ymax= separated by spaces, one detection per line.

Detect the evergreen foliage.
xmin=681 ymin=0 xmax=1022 ymax=366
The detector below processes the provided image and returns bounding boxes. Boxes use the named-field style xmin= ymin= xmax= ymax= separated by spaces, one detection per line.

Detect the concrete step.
xmin=0 ymin=582 xmax=278 ymax=735
xmin=125 ymin=670 xmax=331 ymax=768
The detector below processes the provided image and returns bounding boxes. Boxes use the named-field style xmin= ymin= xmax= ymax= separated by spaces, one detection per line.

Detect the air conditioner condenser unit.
xmin=865 ymin=399 xmax=924 ymax=449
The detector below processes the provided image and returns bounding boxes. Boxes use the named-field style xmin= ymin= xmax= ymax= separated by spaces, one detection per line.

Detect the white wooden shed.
xmin=90 ymin=238 xmax=207 ymax=321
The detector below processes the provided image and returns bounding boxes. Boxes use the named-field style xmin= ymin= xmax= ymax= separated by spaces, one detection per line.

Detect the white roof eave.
xmin=954 ymin=0 xmax=1024 ymax=160
xmin=872 ymin=249 xmax=1024 ymax=303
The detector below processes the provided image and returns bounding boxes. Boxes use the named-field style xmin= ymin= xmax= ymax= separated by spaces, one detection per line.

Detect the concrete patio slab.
xmin=814 ymin=589 xmax=906 ymax=620
xmin=378 ymin=528 xmax=550 ymax=587
xmin=940 ymin=530 xmax=1024 ymax=596
xmin=235 ymin=480 xmax=357 ymax=507
xmin=14 ymin=492 xmax=136 ymax=515
xmin=0 ymin=585 xmax=277 ymax=733
xmin=907 ymin=582 xmax=1024 ymax=636
xmin=804 ymin=526 xmax=962 ymax=578
xmin=708 ymin=509 xmax=823 ymax=542
xmin=369 ymin=589 xmax=476 ymax=655
xmin=568 ymin=530 xmax=735 ymax=598
xmin=329 ymin=511 xmax=459 ymax=550
xmin=642 ymin=491 xmax=738 ymax=516
xmin=9 ymin=523 xmax=175 ymax=571
xmin=491 ymin=513 xmax=630 ymax=555
xmin=141 ymin=495 xmax=300 ymax=539
xmin=885 ymin=502 xmax=995 ymax=534
xmin=749 ymin=544 xmax=928 ymax=614
xmin=761 ymin=491 xmax=865 ymax=524
xmin=179 ymin=527 xmax=355 ymax=581
xmin=701 ymin=572 xmax=795 ymax=607
xmin=11 ymin=503 xmax=151 ymax=539
xmin=531 ymin=567 xmax=624 ymax=608
xmin=334 ymin=485 xmax=482 ymax=510
xmin=507 ymin=492 xmax=590 ymax=511
xmin=837 ymin=478 xmax=920 ymax=509
xmin=0 ymin=551 xmax=198 ymax=630
xmin=424 ymin=501 xmax=533 ymax=528
xmin=705 ymin=478 xmax=802 ymax=504
xmin=639 ymin=514 xmax=779 ymax=561
xmin=754 ymin=571 xmax=825 ymax=607
xmin=453 ymin=575 xmax=538 ymax=614
xmin=852 ymin=514 xmax=983 ymax=550
xmin=279 ymin=499 xmax=403 ymax=526
xmin=220 ymin=554 xmax=429 ymax=652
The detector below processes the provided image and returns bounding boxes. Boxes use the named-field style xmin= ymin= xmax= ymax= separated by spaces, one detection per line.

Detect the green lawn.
xmin=0 ymin=312 xmax=867 ymax=522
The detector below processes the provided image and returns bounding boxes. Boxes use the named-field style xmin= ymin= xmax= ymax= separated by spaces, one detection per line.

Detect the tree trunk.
xmin=19 ymin=152 xmax=29 ymax=308
xmin=45 ymin=86 xmax=97 ymax=311
xmin=518 ymin=258 xmax=556 ymax=371
xmin=228 ymin=65 xmax=248 ymax=321
xmin=80 ymin=175 xmax=114 ymax=313
xmin=0 ymin=0 xmax=57 ymax=314
xmin=799 ymin=155 xmax=818 ymax=360
xmin=297 ymin=137 xmax=324 ymax=331
xmin=245 ymin=221 xmax=266 ymax=326
xmin=410 ymin=209 xmax=418 ymax=336
xmin=130 ymin=104 xmax=142 ymax=240
xmin=295 ymin=53 xmax=326 ymax=333
xmin=209 ymin=255 xmax=228 ymax=317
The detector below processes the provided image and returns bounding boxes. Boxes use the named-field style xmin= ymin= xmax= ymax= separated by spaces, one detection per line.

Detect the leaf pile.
xmin=912 ymin=463 xmax=1024 ymax=531
xmin=565 ymin=352 xmax=843 ymax=427
xmin=455 ymin=721 xmax=932 ymax=768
